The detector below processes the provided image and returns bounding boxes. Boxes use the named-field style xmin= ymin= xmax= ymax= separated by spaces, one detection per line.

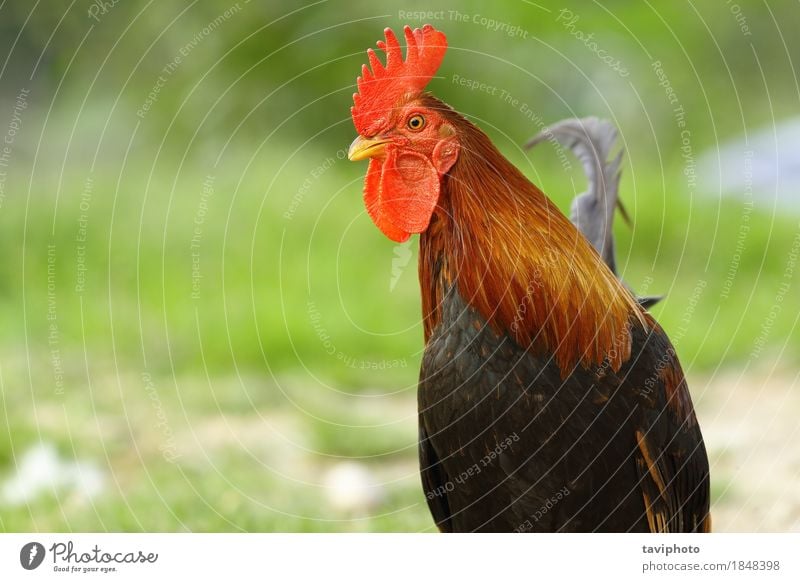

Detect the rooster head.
xmin=348 ymin=25 xmax=460 ymax=242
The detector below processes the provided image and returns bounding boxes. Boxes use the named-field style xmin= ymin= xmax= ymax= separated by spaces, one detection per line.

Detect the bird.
xmin=346 ymin=24 xmax=710 ymax=532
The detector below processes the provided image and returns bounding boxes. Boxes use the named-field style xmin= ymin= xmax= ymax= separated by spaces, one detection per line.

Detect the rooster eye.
xmin=407 ymin=114 xmax=425 ymax=131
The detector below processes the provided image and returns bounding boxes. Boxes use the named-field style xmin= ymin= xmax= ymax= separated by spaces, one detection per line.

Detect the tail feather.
xmin=525 ymin=117 xmax=663 ymax=309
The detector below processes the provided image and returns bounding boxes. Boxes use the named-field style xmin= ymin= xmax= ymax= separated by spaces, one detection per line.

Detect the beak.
xmin=348 ymin=135 xmax=389 ymax=161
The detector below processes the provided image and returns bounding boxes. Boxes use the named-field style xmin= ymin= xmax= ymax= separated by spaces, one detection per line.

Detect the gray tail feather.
xmin=525 ymin=117 xmax=663 ymax=309
xmin=524 ymin=117 xmax=622 ymax=210
xmin=524 ymin=117 xmax=623 ymax=265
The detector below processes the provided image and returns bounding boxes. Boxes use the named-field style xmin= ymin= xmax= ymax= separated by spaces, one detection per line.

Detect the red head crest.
xmin=351 ymin=25 xmax=447 ymax=136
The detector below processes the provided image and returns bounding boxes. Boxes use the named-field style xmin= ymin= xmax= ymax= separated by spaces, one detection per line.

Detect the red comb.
xmin=351 ymin=24 xmax=447 ymax=136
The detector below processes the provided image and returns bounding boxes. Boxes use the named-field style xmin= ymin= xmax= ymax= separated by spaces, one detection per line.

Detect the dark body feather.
xmin=418 ymin=287 xmax=709 ymax=532
xmin=414 ymin=96 xmax=710 ymax=533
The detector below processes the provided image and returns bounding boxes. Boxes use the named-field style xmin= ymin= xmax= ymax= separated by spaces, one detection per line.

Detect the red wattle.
xmin=362 ymin=148 xmax=440 ymax=242
xmin=363 ymin=158 xmax=411 ymax=242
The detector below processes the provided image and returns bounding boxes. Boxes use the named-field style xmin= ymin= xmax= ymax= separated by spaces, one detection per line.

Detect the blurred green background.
xmin=0 ymin=0 xmax=798 ymax=532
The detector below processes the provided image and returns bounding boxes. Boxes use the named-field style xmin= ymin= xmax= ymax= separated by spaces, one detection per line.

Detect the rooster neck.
xmin=417 ymin=104 xmax=644 ymax=373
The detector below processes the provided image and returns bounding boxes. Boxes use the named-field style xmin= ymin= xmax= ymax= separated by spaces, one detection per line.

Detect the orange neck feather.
xmin=418 ymin=97 xmax=645 ymax=373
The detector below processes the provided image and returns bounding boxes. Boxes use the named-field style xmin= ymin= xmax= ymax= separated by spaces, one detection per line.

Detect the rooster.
xmin=346 ymin=25 xmax=710 ymax=532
